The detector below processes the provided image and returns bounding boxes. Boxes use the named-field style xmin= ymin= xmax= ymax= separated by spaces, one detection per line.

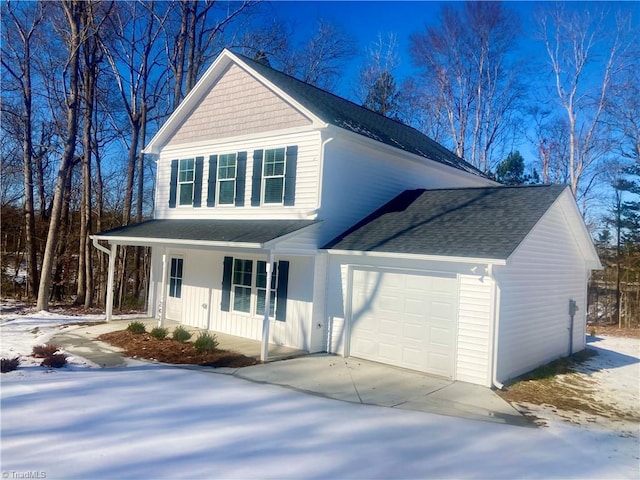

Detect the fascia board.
xmin=323 ymin=248 xmax=506 ymax=266
xmin=91 ymin=234 xmax=262 ymax=250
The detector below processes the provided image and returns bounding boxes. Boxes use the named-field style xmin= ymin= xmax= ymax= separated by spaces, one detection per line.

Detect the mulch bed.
xmin=98 ymin=330 xmax=259 ymax=368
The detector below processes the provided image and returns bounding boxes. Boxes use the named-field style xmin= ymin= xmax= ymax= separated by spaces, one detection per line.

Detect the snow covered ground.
xmin=1 ymin=307 xmax=639 ymax=479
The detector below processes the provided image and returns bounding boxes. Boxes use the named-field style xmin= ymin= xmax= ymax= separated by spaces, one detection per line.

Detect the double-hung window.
xmin=232 ymin=259 xmax=253 ymax=313
xmin=178 ymin=158 xmax=195 ymax=206
xmin=262 ymin=147 xmax=286 ymax=204
xmin=222 ymin=257 xmax=288 ymax=321
xmin=217 ymin=153 xmax=237 ymax=205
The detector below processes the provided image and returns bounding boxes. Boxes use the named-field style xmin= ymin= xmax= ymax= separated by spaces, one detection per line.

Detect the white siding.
xmin=456 ymin=275 xmax=492 ymax=386
xmin=493 ymin=200 xmax=590 ymax=382
xmin=148 ymin=249 xmax=315 ymax=350
xmin=318 ymin=134 xmax=493 ymax=245
xmin=155 ymin=130 xmax=322 ymax=220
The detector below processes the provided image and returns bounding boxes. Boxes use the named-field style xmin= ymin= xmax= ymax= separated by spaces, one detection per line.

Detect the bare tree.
xmin=537 ymin=4 xmax=634 ymax=200
xmin=36 ymin=0 xmax=84 ymax=310
xmin=1 ymin=0 xmax=46 ymax=298
xmin=283 ymin=18 xmax=356 ymax=91
xmin=410 ymin=1 xmax=522 ymax=172
xmin=356 ymin=33 xmax=404 ymax=118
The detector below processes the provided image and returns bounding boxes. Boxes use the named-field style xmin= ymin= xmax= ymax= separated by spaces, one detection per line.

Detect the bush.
xmin=32 ymin=344 xmax=60 ymax=358
xmin=41 ymin=353 xmax=67 ymax=368
xmin=126 ymin=321 xmax=147 ymax=334
xmin=194 ymin=331 xmax=219 ymax=354
xmin=150 ymin=327 xmax=168 ymax=340
xmin=1 ymin=357 xmax=20 ymax=373
xmin=172 ymin=325 xmax=192 ymax=343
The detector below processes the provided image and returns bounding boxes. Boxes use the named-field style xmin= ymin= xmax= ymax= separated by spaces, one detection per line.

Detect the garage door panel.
xmin=350 ymin=268 xmax=458 ymax=378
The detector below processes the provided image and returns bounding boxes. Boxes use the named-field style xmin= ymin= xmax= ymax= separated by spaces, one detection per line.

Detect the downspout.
xmin=260 ymin=250 xmax=275 ymax=362
xmin=489 ymin=264 xmax=504 ymax=390
xmin=315 ymin=134 xmax=334 ymax=211
xmin=91 ymin=237 xmax=116 ymax=322
xmin=158 ymin=249 xmax=168 ymax=328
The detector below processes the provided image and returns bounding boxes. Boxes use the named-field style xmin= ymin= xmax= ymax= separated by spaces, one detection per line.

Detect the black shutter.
xmin=251 ymin=149 xmax=263 ymax=206
xmin=284 ymin=145 xmax=298 ymax=206
xmin=221 ymin=256 xmax=233 ymax=312
xmin=275 ymin=260 xmax=289 ymax=321
xmin=207 ymin=155 xmax=218 ymax=207
xmin=193 ymin=156 xmax=204 ymax=207
xmin=169 ymin=159 xmax=178 ymax=208
xmin=235 ymin=151 xmax=247 ymax=207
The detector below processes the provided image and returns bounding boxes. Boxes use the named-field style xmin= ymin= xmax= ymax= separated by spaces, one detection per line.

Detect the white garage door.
xmin=349 ymin=268 xmax=458 ymax=378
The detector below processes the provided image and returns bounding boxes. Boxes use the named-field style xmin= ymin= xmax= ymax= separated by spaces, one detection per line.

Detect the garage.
xmin=349 ymin=268 xmax=458 ymax=378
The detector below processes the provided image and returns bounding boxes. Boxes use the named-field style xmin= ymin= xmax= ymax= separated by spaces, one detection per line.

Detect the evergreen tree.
xmin=495 ymin=151 xmax=539 ymax=185
xmin=363 ymin=70 xmax=401 ymax=118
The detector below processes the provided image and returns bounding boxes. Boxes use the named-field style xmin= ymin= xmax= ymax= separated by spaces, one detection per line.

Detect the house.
xmin=92 ymin=49 xmax=601 ymax=388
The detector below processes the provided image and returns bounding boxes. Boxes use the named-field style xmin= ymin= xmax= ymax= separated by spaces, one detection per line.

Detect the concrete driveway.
xmin=53 ymin=319 xmax=529 ymax=427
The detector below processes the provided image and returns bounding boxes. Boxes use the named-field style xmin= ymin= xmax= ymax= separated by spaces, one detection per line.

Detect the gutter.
xmin=489 ymin=264 xmax=504 ymax=390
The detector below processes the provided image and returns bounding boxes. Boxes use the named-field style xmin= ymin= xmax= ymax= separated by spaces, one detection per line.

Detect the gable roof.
xmin=323 ymin=185 xmax=574 ymax=261
xmin=93 ymin=219 xmax=317 ymax=248
xmin=144 ymin=49 xmax=484 ymax=178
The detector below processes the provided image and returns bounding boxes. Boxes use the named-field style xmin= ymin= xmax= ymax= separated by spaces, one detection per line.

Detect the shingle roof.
xmin=237 ymin=53 xmax=484 ymax=177
xmin=96 ymin=219 xmax=317 ymax=245
xmin=323 ymin=185 xmax=568 ymax=260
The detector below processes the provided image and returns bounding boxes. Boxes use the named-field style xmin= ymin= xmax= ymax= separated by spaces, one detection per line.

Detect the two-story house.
xmin=93 ymin=49 xmax=601 ymax=388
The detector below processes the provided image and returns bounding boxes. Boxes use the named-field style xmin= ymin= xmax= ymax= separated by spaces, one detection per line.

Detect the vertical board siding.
xmin=155 ymin=131 xmax=321 ymax=220
xmin=167 ymin=64 xmax=311 ymax=146
xmin=495 ymin=203 xmax=589 ymax=382
xmin=152 ymin=250 xmax=315 ymax=350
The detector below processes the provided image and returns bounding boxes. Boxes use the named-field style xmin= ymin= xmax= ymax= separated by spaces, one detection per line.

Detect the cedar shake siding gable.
xmin=166 ymin=63 xmax=312 ymax=146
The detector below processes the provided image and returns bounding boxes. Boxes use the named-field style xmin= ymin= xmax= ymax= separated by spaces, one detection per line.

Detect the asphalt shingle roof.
xmin=97 ymin=219 xmax=317 ymax=245
xmin=237 ymin=54 xmax=484 ymax=177
xmin=323 ymin=185 xmax=568 ymax=260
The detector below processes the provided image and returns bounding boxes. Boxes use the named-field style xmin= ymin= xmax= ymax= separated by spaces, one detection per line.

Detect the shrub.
xmin=194 ymin=331 xmax=219 ymax=354
xmin=589 ymin=327 xmax=596 ymax=337
xmin=172 ymin=325 xmax=192 ymax=343
xmin=150 ymin=327 xmax=168 ymax=340
xmin=41 ymin=353 xmax=67 ymax=368
xmin=32 ymin=344 xmax=60 ymax=358
xmin=126 ymin=321 xmax=147 ymax=334
xmin=1 ymin=357 xmax=20 ymax=373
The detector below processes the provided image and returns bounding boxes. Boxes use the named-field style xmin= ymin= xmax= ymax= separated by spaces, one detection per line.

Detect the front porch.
xmin=54 ymin=317 xmax=306 ymax=368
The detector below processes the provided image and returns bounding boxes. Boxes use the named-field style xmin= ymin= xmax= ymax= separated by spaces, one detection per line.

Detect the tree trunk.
xmin=37 ymin=0 xmax=83 ymax=311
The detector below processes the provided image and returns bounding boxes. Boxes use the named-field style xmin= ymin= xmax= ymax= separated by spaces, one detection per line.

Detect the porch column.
xmin=158 ymin=248 xmax=168 ymax=328
xmin=260 ymin=250 xmax=275 ymax=362
xmin=105 ymin=243 xmax=117 ymax=322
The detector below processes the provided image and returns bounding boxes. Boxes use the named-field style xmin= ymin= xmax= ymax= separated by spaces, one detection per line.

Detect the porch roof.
xmin=92 ymin=219 xmax=318 ymax=249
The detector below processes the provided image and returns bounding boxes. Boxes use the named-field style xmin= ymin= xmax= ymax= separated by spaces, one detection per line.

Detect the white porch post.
xmin=158 ymin=248 xmax=168 ymax=328
xmin=260 ymin=250 xmax=275 ymax=362
xmin=105 ymin=243 xmax=117 ymax=322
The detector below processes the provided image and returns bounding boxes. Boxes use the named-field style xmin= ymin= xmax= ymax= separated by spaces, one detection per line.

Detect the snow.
xmin=1 ymin=309 xmax=639 ymax=479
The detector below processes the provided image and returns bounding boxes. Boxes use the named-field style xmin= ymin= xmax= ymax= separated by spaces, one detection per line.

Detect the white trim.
xmin=91 ymin=236 xmax=263 ymax=249
xmin=325 ymin=249 xmax=506 ymax=266
xmin=157 ymin=125 xmax=322 ymax=157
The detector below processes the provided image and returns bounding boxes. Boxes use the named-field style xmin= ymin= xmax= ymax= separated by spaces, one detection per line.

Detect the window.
xmin=263 ymin=147 xmax=286 ymax=204
xmin=256 ymin=261 xmax=277 ymax=317
xmin=169 ymin=258 xmax=183 ymax=298
xmin=232 ymin=259 xmax=253 ymax=313
xmin=217 ymin=153 xmax=237 ymax=205
xmin=222 ymin=257 xmax=289 ymax=321
xmin=178 ymin=158 xmax=195 ymax=206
